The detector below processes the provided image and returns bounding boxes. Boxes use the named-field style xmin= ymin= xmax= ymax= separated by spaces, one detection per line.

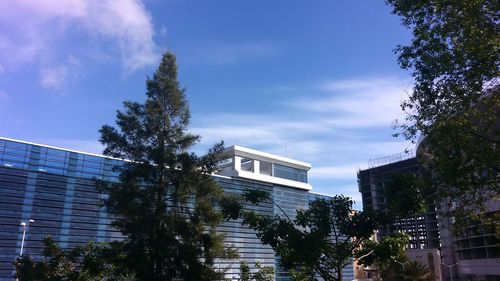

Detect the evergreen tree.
xmin=99 ymin=52 xmax=236 ymax=281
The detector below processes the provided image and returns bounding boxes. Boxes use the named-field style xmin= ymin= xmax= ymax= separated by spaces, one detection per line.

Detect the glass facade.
xmin=273 ymin=164 xmax=308 ymax=183
xmin=0 ymin=138 xmax=348 ymax=280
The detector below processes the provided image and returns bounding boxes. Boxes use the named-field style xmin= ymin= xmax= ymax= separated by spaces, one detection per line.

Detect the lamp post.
xmin=19 ymin=219 xmax=35 ymax=256
xmin=395 ymin=260 xmax=408 ymax=277
xmin=441 ymin=263 xmax=457 ymax=281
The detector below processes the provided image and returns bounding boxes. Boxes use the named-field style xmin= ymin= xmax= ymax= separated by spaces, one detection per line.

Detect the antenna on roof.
xmin=285 ymin=142 xmax=288 ymax=158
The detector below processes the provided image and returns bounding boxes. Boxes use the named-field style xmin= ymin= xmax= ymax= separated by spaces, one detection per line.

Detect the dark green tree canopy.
xmin=239 ymin=261 xmax=274 ymax=281
xmin=384 ymin=172 xmax=435 ymax=218
xmin=388 ymin=0 xmax=499 ymax=134
xmin=14 ymin=236 xmax=132 ymax=281
xmin=355 ymin=233 xmax=435 ymax=281
xmin=243 ymin=195 xmax=379 ymax=281
xmin=98 ymin=52 xmax=236 ymax=281
xmin=387 ymin=0 xmax=500 ymax=222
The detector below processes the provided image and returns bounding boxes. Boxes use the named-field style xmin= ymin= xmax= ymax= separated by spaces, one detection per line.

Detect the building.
xmin=437 ymin=190 xmax=499 ymax=281
xmin=0 ymin=137 xmax=351 ymax=281
xmin=357 ymin=151 xmax=440 ymax=250
xmin=416 ymin=89 xmax=500 ymax=281
xmin=358 ymin=151 xmax=500 ymax=281
xmin=406 ymin=248 xmax=442 ymax=281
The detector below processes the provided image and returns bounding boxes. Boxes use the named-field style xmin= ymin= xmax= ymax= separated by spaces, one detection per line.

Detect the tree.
xmin=384 ymin=173 xmax=431 ymax=218
xmin=243 ymin=195 xmax=379 ymax=281
xmin=387 ymin=0 xmax=500 ymax=221
xmin=14 ymin=236 xmax=131 ymax=281
xmin=98 ymin=52 xmax=237 ymax=281
xmin=355 ymin=233 xmax=433 ymax=281
xmin=400 ymin=260 xmax=434 ymax=281
xmin=239 ymin=261 xmax=274 ymax=281
xmin=355 ymin=232 xmax=409 ymax=280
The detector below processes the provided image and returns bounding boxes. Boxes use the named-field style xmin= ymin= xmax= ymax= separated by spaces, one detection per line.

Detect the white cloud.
xmin=313 ymin=184 xmax=363 ymax=203
xmin=320 ymin=77 xmax=400 ymax=91
xmin=40 ymin=55 xmax=82 ymax=90
xmin=190 ymin=76 xmax=413 ymax=198
xmin=309 ymin=164 xmax=362 ymax=180
xmin=0 ymin=0 xmax=158 ymax=74
xmin=87 ymin=0 xmax=157 ymax=72
xmin=291 ymin=76 xmax=412 ymax=128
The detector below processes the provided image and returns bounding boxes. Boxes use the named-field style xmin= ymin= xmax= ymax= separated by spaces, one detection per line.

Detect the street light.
xmin=394 ymin=260 xmax=409 ymax=266
xmin=441 ymin=262 xmax=457 ymax=281
xmin=19 ymin=219 xmax=35 ymax=256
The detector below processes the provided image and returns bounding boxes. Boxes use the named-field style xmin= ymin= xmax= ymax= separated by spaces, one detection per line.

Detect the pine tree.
xmin=99 ymin=52 xmax=236 ymax=281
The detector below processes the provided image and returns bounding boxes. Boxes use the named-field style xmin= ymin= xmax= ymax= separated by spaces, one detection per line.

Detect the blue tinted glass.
xmin=45 ymin=160 xmax=66 ymax=169
xmin=5 ymin=141 xmax=27 ymax=149
xmin=46 ymin=148 xmax=67 ymax=157
xmin=4 ymin=146 xmax=26 ymax=156
xmin=46 ymin=153 xmax=67 ymax=162
xmin=3 ymin=152 xmax=26 ymax=163
xmin=273 ymin=164 xmax=307 ymax=183
xmin=84 ymin=155 xmax=102 ymax=163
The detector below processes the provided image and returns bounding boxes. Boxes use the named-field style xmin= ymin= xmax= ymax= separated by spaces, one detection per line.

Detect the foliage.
xmin=355 ymin=232 xmax=409 ymax=269
xmin=98 ymin=52 xmax=238 ymax=281
xmin=239 ymin=261 xmax=274 ymax=281
xmin=378 ymin=259 xmax=434 ymax=281
xmin=387 ymin=0 xmax=500 ymax=222
xmin=242 ymin=195 xmax=379 ymax=281
xmin=289 ymin=269 xmax=316 ymax=281
xmin=384 ymin=173 xmax=432 ymax=218
xmin=356 ymin=233 xmax=434 ymax=281
xmin=399 ymin=260 xmax=434 ymax=281
xmin=388 ymin=0 xmax=499 ymax=137
xmin=14 ymin=236 xmax=131 ymax=281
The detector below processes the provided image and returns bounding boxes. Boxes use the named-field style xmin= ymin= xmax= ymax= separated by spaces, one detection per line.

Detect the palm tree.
xmin=401 ymin=260 xmax=434 ymax=281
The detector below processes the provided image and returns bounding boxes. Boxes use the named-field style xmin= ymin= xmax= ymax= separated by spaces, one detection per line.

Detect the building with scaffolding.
xmin=357 ymin=151 xmax=440 ymax=250
xmin=358 ymin=149 xmax=499 ymax=281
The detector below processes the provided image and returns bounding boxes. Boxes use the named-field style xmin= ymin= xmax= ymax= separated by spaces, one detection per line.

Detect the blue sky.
xmin=0 ymin=0 xmax=415 ymax=208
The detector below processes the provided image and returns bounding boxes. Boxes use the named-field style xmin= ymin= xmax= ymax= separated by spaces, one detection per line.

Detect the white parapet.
xmin=216 ymin=145 xmax=312 ymax=190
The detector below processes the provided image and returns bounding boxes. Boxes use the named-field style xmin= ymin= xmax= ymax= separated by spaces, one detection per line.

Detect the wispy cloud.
xmin=40 ymin=55 xmax=82 ymax=90
xmin=191 ymin=76 xmax=413 ymax=198
xmin=0 ymin=0 xmax=158 ymax=78
xmin=290 ymin=76 xmax=412 ymax=128
xmin=310 ymin=164 xmax=363 ymax=180
xmin=190 ymin=42 xmax=279 ymax=64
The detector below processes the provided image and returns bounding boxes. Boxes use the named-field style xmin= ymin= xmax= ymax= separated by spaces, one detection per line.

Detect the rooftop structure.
xmin=365 ymin=149 xmax=415 ymax=170
xmin=216 ymin=145 xmax=312 ymax=190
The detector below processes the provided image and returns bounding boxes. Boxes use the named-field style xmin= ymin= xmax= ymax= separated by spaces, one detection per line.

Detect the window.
xmin=240 ymin=158 xmax=254 ymax=172
xmin=259 ymin=161 xmax=272 ymax=176
xmin=273 ymin=164 xmax=307 ymax=183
